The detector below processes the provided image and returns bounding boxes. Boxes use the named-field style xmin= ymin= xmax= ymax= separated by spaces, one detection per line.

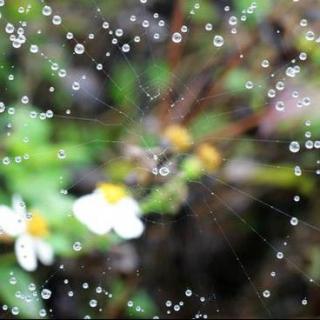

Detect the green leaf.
xmin=106 ymin=160 xmax=134 ymax=182
xmin=224 ymin=68 xmax=248 ymax=92
xmin=190 ymin=111 xmax=227 ymax=140
xmin=2 ymin=0 xmax=43 ymax=22
xmin=309 ymin=247 xmax=320 ymax=280
xmin=146 ymin=62 xmax=170 ymax=91
xmin=4 ymin=107 xmax=51 ymax=159
xmin=184 ymin=0 xmax=218 ymax=23
xmin=241 ymin=163 xmax=314 ymax=195
xmin=141 ymin=178 xmax=188 ymax=214
xmin=111 ymin=63 xmax=137 ymax=108
xmin=126 ymin=290 xmax=158 ymax=319
xmin=0 ymin=257 xmax=44 ymax=318
xmin=234 ymin=0 xmax=273 ymax=24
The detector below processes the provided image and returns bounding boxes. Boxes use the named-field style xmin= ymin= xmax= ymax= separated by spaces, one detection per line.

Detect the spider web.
xmin=0 ymin=0 xmax=319 ymax=318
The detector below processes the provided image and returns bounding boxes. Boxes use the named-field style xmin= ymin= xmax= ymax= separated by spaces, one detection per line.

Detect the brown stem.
xmin=157 ymin=0 xmax=185 ymax=128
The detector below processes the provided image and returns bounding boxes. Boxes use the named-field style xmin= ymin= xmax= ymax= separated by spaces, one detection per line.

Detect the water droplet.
xmin=245 ymin=81 xmax=253 ymax=89
xmin=74 ymin=43 xmax=85 ymax=55
xmin=9 ymin=276 xmax=17 ymax=285
xmin=276 ymin=251 xmax=284 ymax=259
xmin=185 ymin=289 xmax=192 ymax=297
xmin=89 ymin=299 xmax=98 ymax=308
xmin=73 ymin=241 xmax=82 ymax=251
xmin=159 ymin=166 xmax=170 ymax=176
xmin=289 ymin=141 xmax=300 ymax=153
xmin=39 ymin=309 xmax=47 ymax=318
xmin=213 ymin=35 xmax=224 ymax=47
xmin=165 ymin=300 xmax=172 ymax=307
xmin=263 ymin=290 xmax=271 ymax=298
xmin=11 ymin=306 xmax=20 ymax=316
xmin=58 ymin=149 xmax=66 ymax=159
xmin=275 ymin=100 xmax=285 ymax=111
xmin=42 ymin=5 xmax=52 ymax=16
xmin=290 ymin=217 xmax=299 ymax=226
xmin=82 ymin=282 xmax=89 ymax=289
xmin=205 ymin=23 xmax=213 ymax=31
xmin=52 ymin=15 xmax=62 ymax=25
xmin=122 ymin=43 xmax=130 ymax=52
xmin=172 ymin=32 xmax=182 ymax=43
xmin=174 ymin=304 xmax=180 ymax=311
xmin=41 ymin=289 xmax=52 ymax=300
xmin=30 ymin=45 xmax=39 ymax=53
xmin=5 ymin=23 xmax=14 ymax=34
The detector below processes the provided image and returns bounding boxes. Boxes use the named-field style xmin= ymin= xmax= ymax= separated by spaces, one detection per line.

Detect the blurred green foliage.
xmin=0 ymin=0 xmax=319 ymax=318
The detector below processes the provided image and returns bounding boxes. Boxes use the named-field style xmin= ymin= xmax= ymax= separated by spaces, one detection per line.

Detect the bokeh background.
xmin=0 ymin=0 xmax=320 ymax=318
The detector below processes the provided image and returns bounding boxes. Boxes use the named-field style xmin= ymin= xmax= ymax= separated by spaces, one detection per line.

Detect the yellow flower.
xmin=196 ymin=143 xmax=222 ymax=172
xmin=97 ymin=183 xmax=127 ymax=204
xmin=163 ymin=124 xmax=192 ymax=152
xmin=27 ymin=210 xmax=49 ymax=238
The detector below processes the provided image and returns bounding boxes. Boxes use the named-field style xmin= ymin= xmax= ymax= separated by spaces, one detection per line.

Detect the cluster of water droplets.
xmin=0 ymin=0 xmax=319 ymax=318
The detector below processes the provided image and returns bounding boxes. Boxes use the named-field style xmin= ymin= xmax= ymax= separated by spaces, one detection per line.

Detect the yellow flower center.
xmin=97 ymin=183 xmax=126 ymax=204
xmin=163 ymin=124 xmax=192 ymax=152
xmin=26 ymin=211 xmax=49 ymax=238
xmin=196 ymin=143 xmax=222 ymax=172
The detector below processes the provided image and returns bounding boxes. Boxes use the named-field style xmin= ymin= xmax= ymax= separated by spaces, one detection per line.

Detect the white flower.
xmin=73 ymin=183 xmax=144 ymax=239
xmin=0 ymin=195 xmax=54 ymax=272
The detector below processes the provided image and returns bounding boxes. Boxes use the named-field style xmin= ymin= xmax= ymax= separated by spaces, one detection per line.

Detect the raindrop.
xmin=245 ymin=81 xmax=253 ymax=89
xmin=205 ymin=23 xmax=212 ymax=31
xmin=52 ymin=15 xmax=62 ymax=25
xmin=289 ymin=141 xmax=300 ymax=153
xmin=213 ymin=35 xmax=224 ymax=47
xmin=275 ymin=100 xmax=285 ymax=112
xmin=290 ymin=217 xmax=299 ymax=226
xmin=89 ymin=299 xmax=98 ymax=308
xmin=159 ymin=166 xmax=170 ymax=176
xmin=122 ymin=44 xmax=130 ymax=53
xmin=74 ymin=43 xmax=85 ymax=55
xmin=172 ymin=32 xmax=182 ymax=43
xmin=73 ymin=241 xmax=82 ymax=251
xmin=11 ymin=307 xmax=19 ymax=316
xmin=276 ymin=251 xmax=284 ymax=259
xmin=185 ymin=289 xmax=192 ymax=297
xmin=263 ymin=290 xmax=271 ymax=298
xmin=42 ymin=5 xmax=52 ymax=16
xmin=58 ymin=149 xmax=66 ymax=159
xmin=261 ymin=59 xmax=270 ymax=68
xmin=41 ymin=289 xmax=52 ymax=300
xmin=165 ymin=300 xmax=172 ymax=307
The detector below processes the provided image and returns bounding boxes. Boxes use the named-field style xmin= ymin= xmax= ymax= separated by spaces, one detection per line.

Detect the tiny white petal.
xmin=15 ymin=234 xmax=37 ymax=272
xmin=112 ymin=197 xmax=144 ymax=239
xmin=0 ymin=205 xmax=26 ymax=236
xmin=35 ymin=239 xmax=54 ymax=266
xmin=73 ymin=193 xmax=113 ymax=235
xmin=117 ymin=197 xmax=141 ymax=215
xmin=12 ymin=194 xmax=26 ymax=216
xmin=113 ymin=214 xmax=144 ymax=239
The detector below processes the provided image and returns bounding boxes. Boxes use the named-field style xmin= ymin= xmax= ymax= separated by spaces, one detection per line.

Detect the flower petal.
xmin=73 ymin=193 xmax=113 ymax=235
xmin=116 ymin=197 xmax=141 ymax=216
xmin=15 ymin=234 xmax=37 ymax=272
xmin=112 ymin=197 xmax=144 ymax=239
xmin=12 ymin=194 xmax=27 ymax=216
xmin=35 ymin=239 xmax=54 ymax=266
xmin=0 ymin=205 xmax=26 ymax=236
